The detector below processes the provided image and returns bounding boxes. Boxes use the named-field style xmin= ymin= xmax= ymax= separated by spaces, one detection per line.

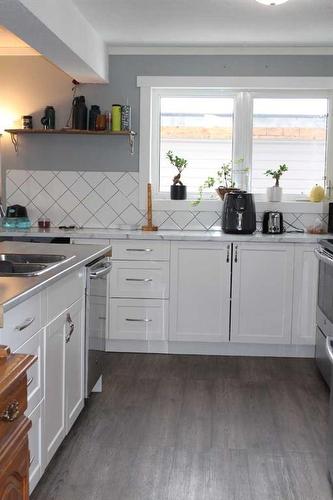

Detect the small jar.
xmin=38 ymin=217 xmax=51 ymax=229
xmin=95 ymin=114 xmax=106 ymax=131
xmin=22 ymin=115 xmax=33 ymax=129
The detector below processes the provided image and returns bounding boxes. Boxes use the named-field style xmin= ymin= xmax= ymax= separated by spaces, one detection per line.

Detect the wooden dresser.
xmin=0 ymin=345 xmax=36 ymax=500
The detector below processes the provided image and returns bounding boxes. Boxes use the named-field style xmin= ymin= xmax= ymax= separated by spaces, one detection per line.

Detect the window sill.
xmin=151 ymin=198 xmax=329 ymax=214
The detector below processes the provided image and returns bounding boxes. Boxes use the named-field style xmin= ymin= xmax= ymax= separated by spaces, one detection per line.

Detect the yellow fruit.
xmin=309 ymin=184 xmax=325 ymax=202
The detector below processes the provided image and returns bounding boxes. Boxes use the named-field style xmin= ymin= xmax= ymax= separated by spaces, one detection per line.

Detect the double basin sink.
xmin=0 ymin=254 xmax=74 ymax=277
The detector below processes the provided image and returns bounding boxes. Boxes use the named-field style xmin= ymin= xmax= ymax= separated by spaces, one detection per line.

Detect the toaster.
xmin=262 ymin=211 xmax=284 ymax=234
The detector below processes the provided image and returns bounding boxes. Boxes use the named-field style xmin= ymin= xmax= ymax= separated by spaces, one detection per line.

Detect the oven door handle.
xmin=314 ymin=247 xmax=333 ymax=266
xmin=90 ymin=263 xmax=112 ymax=279
xmin=326 ymin=336 xmax=333 ymax=364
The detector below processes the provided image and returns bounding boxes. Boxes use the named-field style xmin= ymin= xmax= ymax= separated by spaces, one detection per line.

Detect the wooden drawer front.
xmin=47 ymin=268 xmax=85 ymax=321
xmin=0 ymin=293 xmax=41 ymax=352
xmin=111 ymin=241 xmax=170 ymax=261
xmin=109 ymin=299 xmax=168 ymax=340
xmin=0 ymin=375 xmax=27 ymax=440
xmin=28 ymin=401 xmax=43 ymax=494
xmin=110 ymin=261 xmax=169 ymax=299
xmin=16 ymin=330 xmax=44 ymax=416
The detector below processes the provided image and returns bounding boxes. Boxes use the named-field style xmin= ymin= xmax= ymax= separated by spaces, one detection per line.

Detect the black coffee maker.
xmin=222 ymin=191 xmax=256 ymax=234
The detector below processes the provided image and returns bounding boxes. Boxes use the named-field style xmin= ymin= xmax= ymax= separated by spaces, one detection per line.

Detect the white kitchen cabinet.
xmin=44 ymin=313 xmax=66 ymax=464
xmin=110 ymin=298 xmax=168 ymax=341
xmin=45 ymin=297 xmax=85 ymax=464
xmin=28 ymin=400 xmax=44 ymax=494
xmin=169 ymin=242 xmax=231 ymax=342
xmin=230 ymin=243 xmax=294 ymax=344
xmin=110 ymin=260 xmax=169 ymax=299
xmin=292 ymin=244 xmax=318 ymax=345
xmin=65 ymin=298 xmax=85 ymax=433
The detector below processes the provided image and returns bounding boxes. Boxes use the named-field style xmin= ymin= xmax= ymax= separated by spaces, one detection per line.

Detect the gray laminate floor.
xmin=32 ymin=354 xmax=333 ymax=500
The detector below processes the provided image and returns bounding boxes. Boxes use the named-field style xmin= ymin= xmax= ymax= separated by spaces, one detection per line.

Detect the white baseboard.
xmin=106 ymin=339 xmax=314 ymax=358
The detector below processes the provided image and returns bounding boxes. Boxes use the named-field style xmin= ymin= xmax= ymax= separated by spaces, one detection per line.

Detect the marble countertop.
xmin=0 ymin=226 xmax=325 ymax=244
xmin=0 ymin=241 xmax=111 ymax=320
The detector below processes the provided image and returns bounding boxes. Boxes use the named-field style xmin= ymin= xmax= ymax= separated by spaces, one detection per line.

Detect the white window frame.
xmin=138 ymin=76 xmax=333 ymax=213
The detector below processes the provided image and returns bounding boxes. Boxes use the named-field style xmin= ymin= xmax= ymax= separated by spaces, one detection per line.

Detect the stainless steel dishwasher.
xmin=85 ymin=256 xmax=112 ymax=397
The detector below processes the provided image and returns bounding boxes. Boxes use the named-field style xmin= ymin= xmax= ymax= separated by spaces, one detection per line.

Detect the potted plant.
xmin=264 ymin=164 xmax=288 ymax=202
xmin=166 ymin=150 xmax=188 ymax=200
xmin=192 ymin=160 xmax=246 ymax=206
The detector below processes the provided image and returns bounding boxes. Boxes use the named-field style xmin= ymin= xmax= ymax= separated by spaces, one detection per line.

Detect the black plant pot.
xmin=170 ymin=185 xmax=187 ymax=200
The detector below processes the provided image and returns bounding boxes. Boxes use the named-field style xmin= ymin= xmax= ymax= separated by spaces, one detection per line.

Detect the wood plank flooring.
xmin=32 ymin=354 xmax=333 ymax=500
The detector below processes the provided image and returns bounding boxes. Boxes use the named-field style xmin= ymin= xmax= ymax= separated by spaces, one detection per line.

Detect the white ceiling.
xmin=72 ymin=0 xmax=333 ymax=47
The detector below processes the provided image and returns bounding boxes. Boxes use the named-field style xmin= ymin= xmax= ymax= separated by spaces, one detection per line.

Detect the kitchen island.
xmin=0 ymin=241 xmax=111 ymax=494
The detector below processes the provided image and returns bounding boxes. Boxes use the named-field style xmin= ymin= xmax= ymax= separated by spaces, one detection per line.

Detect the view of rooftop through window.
xmin=159 ymin=95 xmax=328 ymax=197
xmin=252 ymin=98 xmax=328 ymax=195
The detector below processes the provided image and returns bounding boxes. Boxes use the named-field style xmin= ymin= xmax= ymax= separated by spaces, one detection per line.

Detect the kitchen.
xmin=0 ymin=0 xmax=333 ymax=499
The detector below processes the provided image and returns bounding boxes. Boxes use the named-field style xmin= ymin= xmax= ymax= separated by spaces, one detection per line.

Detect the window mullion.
xmin=233 ymin=92 xmax=253 ymax=191
xmin=326 ymin=96 xmax=333 ymax=197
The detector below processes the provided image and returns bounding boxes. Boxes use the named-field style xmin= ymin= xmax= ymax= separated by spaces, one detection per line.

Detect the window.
xmin=159 ymin=96 xmax=234 ymax=193
xmin=138 ymin=77 xmax=333 ymax=209
xmin=252 ymin=98 xmax=328 ymax=195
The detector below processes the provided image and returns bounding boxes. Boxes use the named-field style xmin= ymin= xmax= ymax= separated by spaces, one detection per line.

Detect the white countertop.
xmin=0 ymin=241 xmax=111 ymax=320
xmin=0 ymin=227 xmax=325 ymax=244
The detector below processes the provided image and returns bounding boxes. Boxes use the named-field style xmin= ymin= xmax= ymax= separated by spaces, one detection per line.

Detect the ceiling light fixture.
xmin=256 ymin=0 xmax=289 ymax=5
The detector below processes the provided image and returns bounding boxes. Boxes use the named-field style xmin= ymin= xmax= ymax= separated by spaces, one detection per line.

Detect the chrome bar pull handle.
xmin=226 ymin=245 xmax=230 ymax=263
xmin=234 ymin=245 xmax=238 ymax=263
xmin=125 ymin=318 xmax=152 ymax=322
xmin=15 ymin=316 xmax=35 ymax=331
xmin=126 ymin=248 xmax=153 ymax=252
xmin=125 ymin=278 xmax=153 ymax=282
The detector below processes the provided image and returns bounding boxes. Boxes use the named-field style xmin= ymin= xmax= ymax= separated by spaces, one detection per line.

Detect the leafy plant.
xmin=264 ymin=164 xmax=288 ymax=187
xmin=192 ymin=159 xmax=246 ymax=206
xmin=166 ymin=151 xmax=188 ymax=186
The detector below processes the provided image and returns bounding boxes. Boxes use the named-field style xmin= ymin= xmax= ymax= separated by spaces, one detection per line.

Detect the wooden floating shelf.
xmin=4 ymin=128 xmax=137 ymax=154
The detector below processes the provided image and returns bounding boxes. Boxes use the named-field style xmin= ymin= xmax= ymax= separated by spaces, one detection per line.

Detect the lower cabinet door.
xmin=109 ymin=299 xmax=168 ymax=341
xmin=292 ymin=244 xmax=318 ymax=345
xmin=231 ymin=243 xmax=294 ymax=344
xmin=169 ymin=242 xmax=231 ymax=342
xmin=65 ymin=298 xmax=85 ymax=433
xmin=28 ymin=401 xmax=44 ymax=494
xmin=44 ymin=314 xmax=66 ymax=464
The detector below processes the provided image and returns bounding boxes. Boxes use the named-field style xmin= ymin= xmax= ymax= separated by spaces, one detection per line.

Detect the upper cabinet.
xmin=230 ymin=243 xmax=294 ymax=344
xmin=169 ymin=241 xmax=231 ymax=342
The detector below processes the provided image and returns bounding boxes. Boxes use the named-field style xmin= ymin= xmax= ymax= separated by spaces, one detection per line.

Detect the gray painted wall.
xmin=2 ymin=54 xmax=333 ymax=173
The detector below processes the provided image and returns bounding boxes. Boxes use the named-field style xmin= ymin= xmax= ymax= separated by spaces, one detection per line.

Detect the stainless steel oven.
xmin=315 ymin=240 xmax=333 ymax=387
xmin=85 ymin=256 xmax=112 ymax=397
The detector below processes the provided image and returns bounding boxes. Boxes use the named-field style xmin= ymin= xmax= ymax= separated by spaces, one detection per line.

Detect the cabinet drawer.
xmin=47 ymin=268 xmax=85 ymax=321
xmin=109 ymin=299 xmax=168 ymax=340
xmin=28 ymin=400 xmax=44 ymax=494
xmin=16 ymin=330 xmax=44 ymax=416
xmin=0 ymin=293 xmax=42 ymax=352
xmin=0 ymin=374 xmax=27 ymax=441
xmin=110 ymin=261 xmax=169 ymax=299
xmin=111 ymin=241 xmax=170 ymax=261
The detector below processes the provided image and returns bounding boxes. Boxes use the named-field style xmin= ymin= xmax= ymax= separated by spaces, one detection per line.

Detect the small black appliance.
xmin=222 ymin=191 xmax=256 ymax=234
xmin=262 ymin=211 xmax=284 ymax=234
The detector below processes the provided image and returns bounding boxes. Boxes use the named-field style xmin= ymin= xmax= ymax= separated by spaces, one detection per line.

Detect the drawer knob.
xmin=1 ymin=400 xmax=20 ymax=422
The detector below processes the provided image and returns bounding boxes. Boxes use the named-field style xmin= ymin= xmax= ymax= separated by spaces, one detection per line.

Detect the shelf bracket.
xmin=129 ymin=132 xmax=135 ymax=156
xmin=10 ymin=132 xmax=19 ymax=153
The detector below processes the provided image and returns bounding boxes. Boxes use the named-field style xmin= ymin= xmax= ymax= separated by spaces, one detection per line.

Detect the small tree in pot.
xmin=166 ymin=151 xmax=188 ymax=200
xmin=264 ymin=164 xmax=288 ymax=202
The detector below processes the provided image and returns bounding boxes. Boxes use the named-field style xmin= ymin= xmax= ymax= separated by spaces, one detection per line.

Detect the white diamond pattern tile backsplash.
xmin=5 ymin=169 xmax=328 ymax=230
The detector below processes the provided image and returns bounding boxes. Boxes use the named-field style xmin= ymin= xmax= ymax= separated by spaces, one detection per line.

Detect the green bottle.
xmin=112 ymin=104 xmax=121 ymax=131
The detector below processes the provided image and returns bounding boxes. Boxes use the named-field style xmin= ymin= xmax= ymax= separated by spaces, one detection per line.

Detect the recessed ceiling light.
xmin=256 ymin=0 xmax=289 ymax=5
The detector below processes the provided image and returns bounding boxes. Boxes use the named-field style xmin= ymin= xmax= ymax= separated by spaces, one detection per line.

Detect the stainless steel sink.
xmin=0 ymin=254 xmax=67 ymax=264
xmin=0 ymin=254 xmax=74 ymax=276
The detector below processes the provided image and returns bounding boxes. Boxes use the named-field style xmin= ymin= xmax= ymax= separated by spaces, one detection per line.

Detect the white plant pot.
xmin=266 ymin=186 xmax=282 ymax=202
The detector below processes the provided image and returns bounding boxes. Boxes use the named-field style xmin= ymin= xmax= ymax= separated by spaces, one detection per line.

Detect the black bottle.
xmin=72 ymin=96 xmax=87 ymax=130
xmin=89 ymin=105 xmax=101 ymax=131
